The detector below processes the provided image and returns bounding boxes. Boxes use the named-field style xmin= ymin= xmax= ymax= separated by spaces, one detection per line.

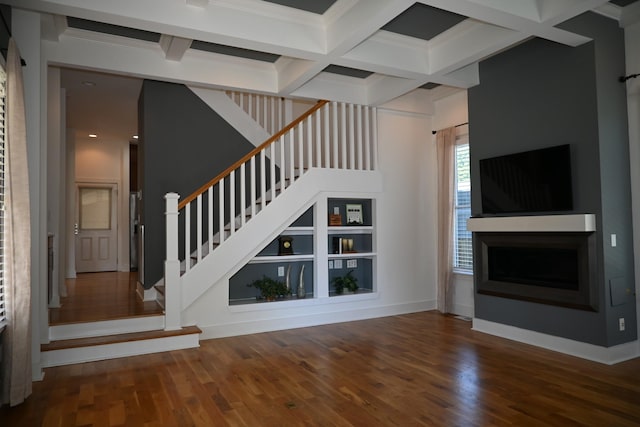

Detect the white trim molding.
xmin=473 ymin=317 xmax=640 ymax=365
xmin=467 ymin=213 xmax=596 ymax=233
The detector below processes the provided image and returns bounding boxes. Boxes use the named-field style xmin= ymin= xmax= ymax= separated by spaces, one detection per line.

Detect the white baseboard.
xmin=199 ymin=300 xmax=436 ymax=340
xmin=473 ymin=317 xmax=640 ymax=365
xmin=49 ymin=315 xmax=165 ymax=340
xmin=41 ymin=333 xmax=200 ymax=368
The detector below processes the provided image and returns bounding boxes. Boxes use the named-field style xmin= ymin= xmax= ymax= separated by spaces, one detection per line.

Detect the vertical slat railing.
xmin=260 ymin=150 xmax=266 ymax=209
xmin=219 ymin=178 xmax=225 ymax=245
xmin=372 ymin=107 xmax=379 ymax=170
xmin=364 ymin=107 xmax=371 ymax=171
xmin=340 ymin=103 xmax=347 ymax=168
xmin=207 ymin=187 xmax=213 ymax=254
xmin=196 ymin=195 xmax=202 ymax=263
xmin=240 ymin=163 xmax=246 ymax=227
xmin=184 ymin=204 xmax=191 ymax=273
xmin=229 ymin=171 xmax=236 ymax=235
xmin=348 ymin=103 xmax=355 ymax=170
xmin=332 ymin=102 xmax=338 ymax=168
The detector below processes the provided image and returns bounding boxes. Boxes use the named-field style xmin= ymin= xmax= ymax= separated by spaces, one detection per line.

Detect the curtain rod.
xmin=432 ymin=122 xmax=468 ymax=135
xmin=0 ymin=8 xmax=26 ymax=66
xmin=620 ymin=73 xmax=639 ymax=82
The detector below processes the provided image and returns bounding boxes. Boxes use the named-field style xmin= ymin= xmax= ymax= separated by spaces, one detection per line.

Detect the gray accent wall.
xmin=468 ymin=13 xmax=636 ymax=346
xmin=138 ymin=80 xmax=260 ymax=288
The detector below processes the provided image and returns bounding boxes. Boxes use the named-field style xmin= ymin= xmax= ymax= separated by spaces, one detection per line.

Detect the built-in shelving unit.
xmin=228 ymin=197 xmax=377 ymax=305
xmin=327 ymin=198 xmax=376 ymax=297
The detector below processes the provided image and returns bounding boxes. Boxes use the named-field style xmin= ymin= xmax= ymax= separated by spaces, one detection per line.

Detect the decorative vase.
xmin=285 ymin=265 xmax=291 ymax=293
xmin=297 ymin=265 xmax=306 ymax=298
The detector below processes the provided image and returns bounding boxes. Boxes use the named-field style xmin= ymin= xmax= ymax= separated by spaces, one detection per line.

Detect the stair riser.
xmin=49 ymin=316 xmax=165 ymax=341
xmin=41 ymin=334 xmax=200 ymax=367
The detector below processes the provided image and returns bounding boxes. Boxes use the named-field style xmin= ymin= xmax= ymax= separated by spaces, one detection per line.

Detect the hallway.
xmin=48 ymin=272 xmax=163 ymax=324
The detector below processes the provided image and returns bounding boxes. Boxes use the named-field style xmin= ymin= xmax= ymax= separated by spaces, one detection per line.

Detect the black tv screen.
xmin=479 ymin=144 xmax=573 ymax=215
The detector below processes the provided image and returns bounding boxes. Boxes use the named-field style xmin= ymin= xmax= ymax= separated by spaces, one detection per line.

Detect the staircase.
xmin=162 ymin=97 xmax=379 ymax=329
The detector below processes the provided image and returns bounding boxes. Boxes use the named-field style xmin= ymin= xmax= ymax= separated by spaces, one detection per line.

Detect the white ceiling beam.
xmin=159 ymin=34 xmax=192 ymax=61
xmin=275 ymin=58 xmax=329 ymax=96
xmin=365 ymin=75 xmax=425 ymax=106
xmin=45 ymin=32 xmax=278 ymax=94
xmin=7 ymin=0 xmax=327 ymax=59
xmin=427 ymin=20 xmax=528 ymax=76
xmin=418 ymin=0 xmax=594 ymax=46
xmin=41 ymin=13 xmax=68 ymax=42
xmin=290 ymin=73 xmax=368 ymax=105
xmin=325 ymin=0 xmax=414 ymax=57
xmin=338 ymin=31 xmax=430 ymax=79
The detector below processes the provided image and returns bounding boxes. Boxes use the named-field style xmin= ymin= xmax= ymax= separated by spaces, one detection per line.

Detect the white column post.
xmin=164 ymin=192 xmax=181 ymax=331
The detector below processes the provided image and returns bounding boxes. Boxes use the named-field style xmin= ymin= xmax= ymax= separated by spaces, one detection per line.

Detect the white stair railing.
xmin=226 ymin=91 xmax=288 ymax=136
xmin=164 ymin=99 xmax=378 ymax=329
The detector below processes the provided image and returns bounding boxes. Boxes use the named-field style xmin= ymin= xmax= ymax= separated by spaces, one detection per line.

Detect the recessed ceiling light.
xmin=82 ymin=81 xmax=96 ymax=87
xmin=89 ymin=134 xmax=97 ymax=138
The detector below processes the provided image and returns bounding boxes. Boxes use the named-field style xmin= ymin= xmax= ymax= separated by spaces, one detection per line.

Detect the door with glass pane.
xmin=75 ymin=184 xmax=118 ymax=272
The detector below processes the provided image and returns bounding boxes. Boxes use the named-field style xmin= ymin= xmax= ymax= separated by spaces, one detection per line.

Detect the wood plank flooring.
xmin=3 ymin=311 xmax=639 ymax=426
xmin=49 ymin=272 xmax=163 ymax=325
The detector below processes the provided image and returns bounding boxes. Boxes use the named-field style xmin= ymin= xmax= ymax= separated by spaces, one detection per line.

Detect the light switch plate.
xmin=328 ymin=260 xmax=334 ymax=269
xmin=346 ymin=259 xmax=357 ymax=268
xmin=334 ymin=259 xmax=343 ymax=269
xmin=277 ymin=266 xmax=285 ymax=277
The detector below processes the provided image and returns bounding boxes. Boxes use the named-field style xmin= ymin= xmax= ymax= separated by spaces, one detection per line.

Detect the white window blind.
xmin=0 ymin=66 xmax=5 ymax=326
xmin=454 ymin=142 xmax=472 ymax=271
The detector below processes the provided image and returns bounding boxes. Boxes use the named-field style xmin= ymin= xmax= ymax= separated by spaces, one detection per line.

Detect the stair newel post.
xmin=164 ymin=192 xmax=182 ymax=331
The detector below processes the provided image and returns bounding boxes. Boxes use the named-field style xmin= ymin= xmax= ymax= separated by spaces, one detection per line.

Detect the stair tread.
xmin=42 ymin=326 xmax=202 ymax=352
xmin=155 ymin=285 xmax=165 ymax=295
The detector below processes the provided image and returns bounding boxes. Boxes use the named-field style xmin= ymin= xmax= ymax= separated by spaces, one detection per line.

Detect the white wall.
xmin=624 ymin=18 xmax=640 ymax=345
xmin=432 ymin=91 xmax=474 ymax=318
xmin=75 ymin=137 xmax=131 ymax=272
xmin=183 ymin=106 xmax=438 ymax=338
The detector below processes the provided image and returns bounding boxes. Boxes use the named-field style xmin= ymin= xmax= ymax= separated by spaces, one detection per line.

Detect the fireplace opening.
xmin=488 ymin=246 xmax=579 ymax=291
xmin=476 ymin=232 xmax=597 ymax=311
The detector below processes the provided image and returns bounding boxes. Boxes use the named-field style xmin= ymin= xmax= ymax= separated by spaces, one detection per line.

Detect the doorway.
xmin=75 ymin=183 xmax=118 ymax=273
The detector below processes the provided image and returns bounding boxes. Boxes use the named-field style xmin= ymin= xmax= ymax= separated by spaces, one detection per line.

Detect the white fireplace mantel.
xmin=467 ymin=214 xmax=596 ymax=233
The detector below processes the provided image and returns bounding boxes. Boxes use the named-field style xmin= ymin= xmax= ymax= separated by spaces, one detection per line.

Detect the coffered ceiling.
xmin=5 ymin=0 xmax=640 ymax=142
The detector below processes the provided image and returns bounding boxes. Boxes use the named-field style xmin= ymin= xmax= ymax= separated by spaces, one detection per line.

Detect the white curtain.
xmin=436 ymin=127 xmax=456 ymax=314
xmin=1 ymin=38 xmax=32 ymax=406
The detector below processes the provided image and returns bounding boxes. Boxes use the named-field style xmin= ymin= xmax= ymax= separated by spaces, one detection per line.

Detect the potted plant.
xmin=331 ymin=270 xmax=359 ymax=294
xmin=248 ymin=275 xmax=291 ymax=301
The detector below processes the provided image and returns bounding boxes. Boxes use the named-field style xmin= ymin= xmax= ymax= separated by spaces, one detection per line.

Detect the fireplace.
xmin=475 ymin=232 xmax=597 ymax=311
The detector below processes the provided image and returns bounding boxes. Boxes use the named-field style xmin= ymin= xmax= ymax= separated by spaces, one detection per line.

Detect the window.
xmin=454 ymin=142 xmax=472 ymax=272
xmin=0 ymin=66 xmax=5 ymax=326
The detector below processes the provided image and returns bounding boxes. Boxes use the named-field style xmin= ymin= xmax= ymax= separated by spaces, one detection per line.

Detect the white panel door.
xmin=75 ymin=184 xmax=118 ymax=272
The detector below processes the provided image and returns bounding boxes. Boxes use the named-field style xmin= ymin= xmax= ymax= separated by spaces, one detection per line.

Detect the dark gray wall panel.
xmin=138 ymin=80 xmax=258 ymax=288
xmin=468 ymin=12 xmax=636 ymax=346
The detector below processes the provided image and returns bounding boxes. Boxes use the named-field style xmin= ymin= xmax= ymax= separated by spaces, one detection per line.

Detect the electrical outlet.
xmin=333 ymin=207 xmax=340 ymax=215
xmin=277 ymin=266 xmax=285 ymax=277
xmin=619 ymin=317 xmax=625 ymax=331
xmin=334 ymin=259 xmax=343 ymax=269
xmin=611 ymin=234 xmax=617 ymax=247
xmin=346 ymin=259 xmax=357 ymax=268
xmin=328 ymin=260 xmax=334 ymax=269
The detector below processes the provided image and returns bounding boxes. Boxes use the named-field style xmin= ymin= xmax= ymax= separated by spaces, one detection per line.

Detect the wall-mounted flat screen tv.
xmin=479 ymin=144 xmax=573 ymax=215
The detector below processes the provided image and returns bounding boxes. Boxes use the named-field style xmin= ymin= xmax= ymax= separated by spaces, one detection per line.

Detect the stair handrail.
xmin=178 ymin=99 xmax=329 ymax=210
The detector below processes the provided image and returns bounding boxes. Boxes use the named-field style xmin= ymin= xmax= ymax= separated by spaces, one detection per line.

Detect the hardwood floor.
xmin=49 ymin=272 xmax=163 ymax=325
xmin=3 ymin=311 xmax=639 ymax=426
